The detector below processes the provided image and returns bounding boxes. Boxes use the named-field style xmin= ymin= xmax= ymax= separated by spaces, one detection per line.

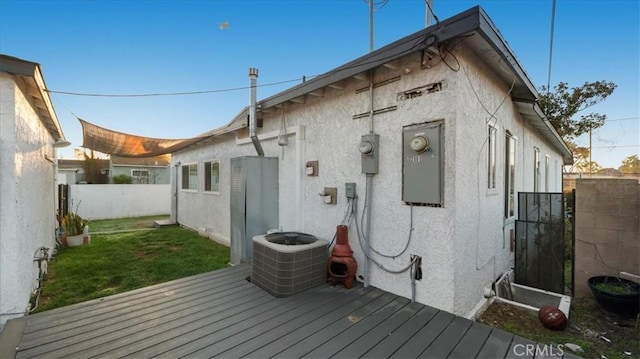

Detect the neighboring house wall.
xmin=110 ymin=165 xmax=170 ymax=184
xmin=0 ymin=72 xmax=57 ymax=330
xmin=68 ymin=184 xmax=170 ymax=220
xmin=172 ymin=45 xmax=565 ymax=315
xmin=574 ymin=179 xmax=640 ymax=297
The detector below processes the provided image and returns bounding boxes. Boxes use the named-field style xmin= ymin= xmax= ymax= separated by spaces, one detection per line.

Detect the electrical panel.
xmin=360 ymin=134 xmax=379 ymax=174
xmin=402 ymin=121 xmax=444 ymax=205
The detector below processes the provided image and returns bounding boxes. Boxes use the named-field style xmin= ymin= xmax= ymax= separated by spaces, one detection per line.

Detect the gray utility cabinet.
xmin=402 ymin=120 xmax=444 ymax=206
xmin=230 ymin=156 xmax=279 ymax=265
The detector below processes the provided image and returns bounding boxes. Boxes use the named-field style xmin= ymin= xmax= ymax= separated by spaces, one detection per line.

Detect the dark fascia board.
xmin=475 ymin=8 xmax=539 ymax=101
xmin=255 ymin=6 xmax=571 ymax=164
xmin=258 ymin=6 xmax=482 ymax=110
xmin=475 ymin=10 xmax=572 ymax=164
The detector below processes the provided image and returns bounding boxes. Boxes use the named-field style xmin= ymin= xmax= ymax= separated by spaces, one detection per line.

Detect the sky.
xmin=1 ymin=0 xmax=638 ymax=169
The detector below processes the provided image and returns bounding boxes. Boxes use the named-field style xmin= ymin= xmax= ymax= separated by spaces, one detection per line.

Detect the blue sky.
xmin=1 ymin=0 xmax=638 ymax=168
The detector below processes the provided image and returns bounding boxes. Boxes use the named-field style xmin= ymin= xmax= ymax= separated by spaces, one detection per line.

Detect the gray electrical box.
xmin=360 ymin=133 xmax=379 ymax=174
xmin=402 ymin=121 xmax=444 ymax=206
xmin=345 ymin=182 xmax=356 ymax=199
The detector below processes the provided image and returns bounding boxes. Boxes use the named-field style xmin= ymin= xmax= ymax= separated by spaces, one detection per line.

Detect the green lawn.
xmin=88 ymin=215 xmax=169 ymax=232
xmin=34 ymin=224 xmax=229 ymax=312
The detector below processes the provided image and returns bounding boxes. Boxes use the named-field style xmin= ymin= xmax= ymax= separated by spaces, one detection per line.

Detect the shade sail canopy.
xmin=79 ymin=119 xmax=210 ymax=158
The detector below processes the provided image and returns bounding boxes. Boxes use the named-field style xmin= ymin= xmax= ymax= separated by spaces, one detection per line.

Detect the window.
xmin=505 ymin=132 xmax=516 ymax=218
xmin=533 ymin=147 xmax=540 ymax=192
xmin=545 ymin=155 xmax=550 ymax=191
xmin=487 ymin=125 xmax=497 ymax=189
xmin=131 ymin=169 xmax=150 ymax=184
xmin=204 ymin=160 xmax=220 ymax=193
xmin=181 ymin=163 xmax=198 ymax=190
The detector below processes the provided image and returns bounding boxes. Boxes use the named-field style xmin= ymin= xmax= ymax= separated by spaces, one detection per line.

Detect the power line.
xmin=590 ymin=145 xmax=639 ymax=149
xmin=44 ymin=77 xmax=307 ymax=97
xmin=605 ymin=116 xmax=639 ymax=122
xmin=546 ymin=0 xmax=556 ymax=92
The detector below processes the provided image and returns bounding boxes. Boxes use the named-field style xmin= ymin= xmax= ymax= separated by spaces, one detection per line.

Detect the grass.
xmin=34 ymin=221 xmax=229 ymax=313
xmin=478 ymin=226 xmax=639 ymax=359
xmin=88 ymin=215 xmax=169 ymax=232
xmin=478 ymin=298 xmax=639 ymax=359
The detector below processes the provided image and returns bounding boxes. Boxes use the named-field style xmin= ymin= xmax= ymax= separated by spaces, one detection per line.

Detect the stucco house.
xmin=0 ymin=55 xmax=69 ymax=330
xmin=110 ymin=154 xmax=171 ymax=184
xmin=169 ymin=6 xmax=572 ymax=317
xmin=57 ymin=158 xmax=110 ymax=184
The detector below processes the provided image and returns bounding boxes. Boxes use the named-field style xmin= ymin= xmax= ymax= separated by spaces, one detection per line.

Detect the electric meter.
xmin=410 ymin=135 xmax=429 ymax=153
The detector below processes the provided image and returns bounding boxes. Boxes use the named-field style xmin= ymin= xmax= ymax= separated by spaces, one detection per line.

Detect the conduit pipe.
xmin=363 ymin=70 xmax=374 ymax=288
xmin=249 ymin=68 xmax=264 ymax=157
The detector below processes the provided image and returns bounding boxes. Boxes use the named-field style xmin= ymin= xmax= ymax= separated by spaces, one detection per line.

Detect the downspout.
xmin=249 ymin=68 xmax=265 ymax=157
xmin=173 ymin=162 xmax=180 ymax=224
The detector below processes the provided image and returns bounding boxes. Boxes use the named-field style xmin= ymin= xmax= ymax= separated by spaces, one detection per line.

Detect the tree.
xmin=619 ymin=155 xmax=640 ymax=174
xmin=538 ymin=81 xmax=616 ymax=173
xmin=563 ymin=142 xmax=590 ymax=173
xmin=538 ymin=81 xmax=617 ymax=141
xmin=578 ymin=161 xmax=601 ymax=175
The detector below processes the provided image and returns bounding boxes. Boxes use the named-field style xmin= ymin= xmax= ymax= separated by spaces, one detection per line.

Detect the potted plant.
xmin=61 ymin=210 xmax=89 ymax=247
xmin=588 ymin=276 xmax=640 ymax=317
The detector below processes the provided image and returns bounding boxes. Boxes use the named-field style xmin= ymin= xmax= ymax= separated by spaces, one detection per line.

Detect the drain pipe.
xmin=249 ymin=68 xmax=264 ymax=157
xmin=173 ymin=162 xmax=180 ymax=224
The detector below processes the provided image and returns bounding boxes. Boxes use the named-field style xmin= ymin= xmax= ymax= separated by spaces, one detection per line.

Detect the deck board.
xmin=447 ymin=321 xmax=492 ymax=358
xmin=304 ymin=296 xmax=410 ymax=358
xmin=419 ymin=316 xmax=473 ymax=358
xmin=218 ymin=287 xmax=377 ymax=358
xmin=475 ymin=327 xmax=514 ymax=358
xmin=363 ymin=305 xmax=439 ymax=358
xmin=245 ymin=287 xmax=382 ymax=358
xmin=390 ymin=310 xmax=456 ymax=358
xmin=1 ymin=263 xmax=566 ymax=359
xmin=275 ymin=291 xmax=398 ymax=358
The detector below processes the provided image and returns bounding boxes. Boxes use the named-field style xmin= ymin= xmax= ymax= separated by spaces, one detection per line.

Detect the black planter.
xmin=587 ymin=276 xmax=640 ymax=317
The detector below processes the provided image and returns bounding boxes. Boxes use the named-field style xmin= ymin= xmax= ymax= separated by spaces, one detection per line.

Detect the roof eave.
xmin=474 ymin=10 xmax=573 ymax=164
xmin=0 ymin=55 xmax=65 ymax=141
xmin=257 ymin=6 xmax=483 ymax=111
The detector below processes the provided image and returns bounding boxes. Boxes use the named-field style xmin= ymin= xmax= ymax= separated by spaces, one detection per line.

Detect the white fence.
xmin=68 ymin=184 xmax=170 ymax=220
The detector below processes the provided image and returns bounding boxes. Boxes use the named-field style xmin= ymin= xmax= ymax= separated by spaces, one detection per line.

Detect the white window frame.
xmin=204 ymin=159 xmax=221 ymax=194
xmin=533 ymin=147 xmax=541 ymax=192
xmin=505 ymin=131 xmax=516 ymax=218
xmin=131 ymin=168 xmax=150 ymax=184
xmin=181 ymin=163 xmax=198 ymax=191
xmin=545 ymin=155 xmax=550 ymax=192
xmin=487 ymin=124 xmax=497 ymax=191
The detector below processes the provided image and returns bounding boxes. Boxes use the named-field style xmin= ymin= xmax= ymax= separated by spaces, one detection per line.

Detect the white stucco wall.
xmin=0 ymin=73 xmax=57 ymax=330
xmin=68 ymin=184 xmax=170 ymax=220
xmin=172 ymin=47 xmax=565 ymax=315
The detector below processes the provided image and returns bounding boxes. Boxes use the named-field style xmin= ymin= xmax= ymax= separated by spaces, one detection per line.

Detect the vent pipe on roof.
xmin=249 ymin=68 xmax=264 ymax=157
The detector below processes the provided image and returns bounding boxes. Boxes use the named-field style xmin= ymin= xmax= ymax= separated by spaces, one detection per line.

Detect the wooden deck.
xmin=2 ymin=264 xmax=579 ymax=358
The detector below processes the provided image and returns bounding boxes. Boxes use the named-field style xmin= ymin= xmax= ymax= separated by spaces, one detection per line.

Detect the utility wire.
xmin=546 ymin=0 xmax=557 ymax=92
xmin=605 ymin=116 xmax=639 ymax=122
xmin=45 ymin=78 xmax=305 ymax=97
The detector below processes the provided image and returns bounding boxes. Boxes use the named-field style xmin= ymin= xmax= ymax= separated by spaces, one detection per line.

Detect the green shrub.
xmin=112 ymin=174 xmax=132 ymax=184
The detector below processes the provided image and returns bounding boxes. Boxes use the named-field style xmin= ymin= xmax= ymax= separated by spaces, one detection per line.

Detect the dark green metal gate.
xmin=515 ymin=192 xmax=565 ymax=293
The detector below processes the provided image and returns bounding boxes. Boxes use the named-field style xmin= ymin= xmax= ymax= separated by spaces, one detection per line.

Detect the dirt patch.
xmin=477 ymin=298 xmax=639 ymax=358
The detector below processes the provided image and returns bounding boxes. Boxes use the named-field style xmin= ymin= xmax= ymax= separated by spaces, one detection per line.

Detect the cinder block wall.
xmin=574 ymin=179 xmax=640 ymax=297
